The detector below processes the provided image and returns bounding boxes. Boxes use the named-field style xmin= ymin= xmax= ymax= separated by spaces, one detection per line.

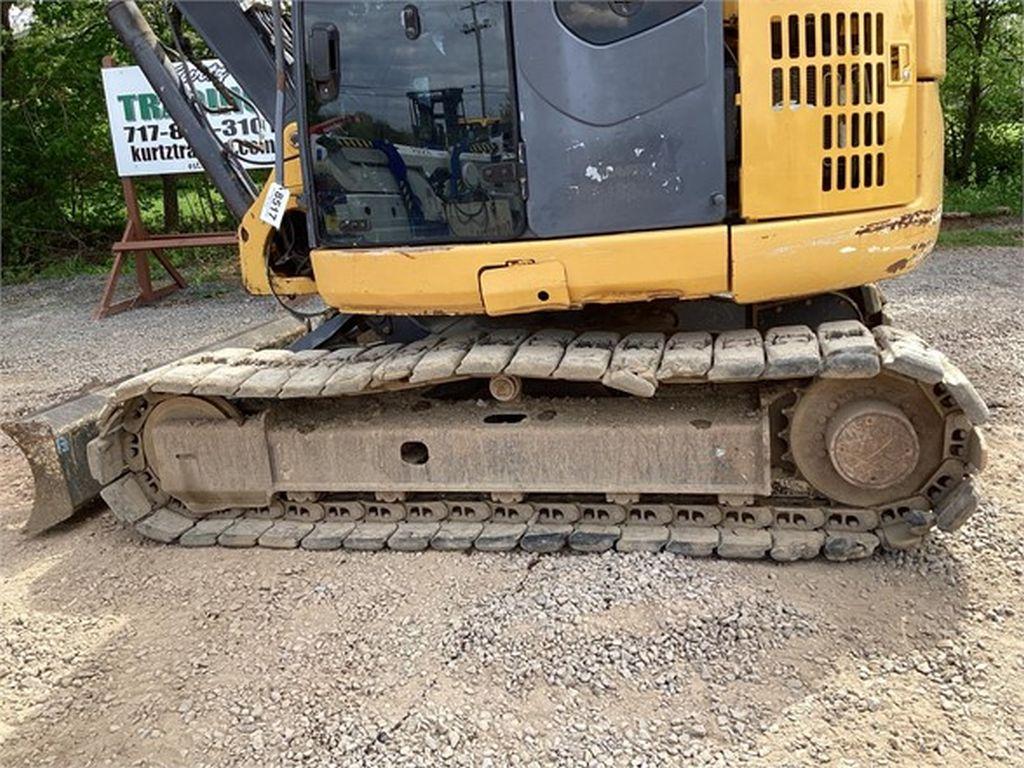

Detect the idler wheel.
xmin=789 ymin=373 xmax=944 ymax=507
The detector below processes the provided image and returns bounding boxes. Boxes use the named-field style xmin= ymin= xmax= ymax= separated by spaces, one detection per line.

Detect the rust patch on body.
xmin=886 ymin=259 xmax=910 ymax=274
xmin=855 ymin=208 xmax=938 ymax=236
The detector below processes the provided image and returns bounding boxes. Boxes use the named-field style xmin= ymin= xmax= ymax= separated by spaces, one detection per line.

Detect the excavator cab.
xmin=249 ymin=0 xmax=946 ymax=321
xmin=298 ymin=0 xmax=725 ymax=248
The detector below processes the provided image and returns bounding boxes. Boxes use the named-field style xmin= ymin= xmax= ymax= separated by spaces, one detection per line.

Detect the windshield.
xmin=302 ymin=1 xmax=524 ymax=248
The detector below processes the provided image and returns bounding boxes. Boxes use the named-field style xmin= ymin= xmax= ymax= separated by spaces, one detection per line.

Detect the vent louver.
xmin=740 ymin=2 xmax=917 ymax=219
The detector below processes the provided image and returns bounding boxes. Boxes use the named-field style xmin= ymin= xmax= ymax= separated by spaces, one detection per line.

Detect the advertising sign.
xmin=102 ymin=60 xmax=275 ymax=177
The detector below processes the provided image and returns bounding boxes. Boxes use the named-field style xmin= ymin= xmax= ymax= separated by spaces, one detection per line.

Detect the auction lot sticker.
xmin=102 ymin=60 xmax=275 ymax=177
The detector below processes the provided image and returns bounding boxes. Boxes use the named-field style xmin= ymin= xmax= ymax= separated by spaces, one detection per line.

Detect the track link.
xmin=88 ymin=320 xmax=988 ymax=562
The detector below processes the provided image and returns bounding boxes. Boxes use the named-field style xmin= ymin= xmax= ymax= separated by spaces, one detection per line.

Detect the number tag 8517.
xmin=259 ymin=182 xmax=291 ymax=229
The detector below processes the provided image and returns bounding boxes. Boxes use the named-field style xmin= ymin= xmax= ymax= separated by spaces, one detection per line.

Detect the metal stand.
xmin=94 ymin=177 xmax=241 ymax=319
xmin=94 ymin=177 xmax=239 ymax=319
xmin=95 ymin=56 xmax=238 ymax=320
xmin=95 ymin=178 xmax=169 ymax=318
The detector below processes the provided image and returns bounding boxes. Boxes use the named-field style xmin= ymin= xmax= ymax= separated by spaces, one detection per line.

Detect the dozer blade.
xmin=3 ymin=391 xmax=112 ymax=534
xmin=3 ymin=315 xmax=308 ymax=534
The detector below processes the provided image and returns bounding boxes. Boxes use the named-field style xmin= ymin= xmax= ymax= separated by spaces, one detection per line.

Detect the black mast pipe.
xmin=106 ymin=0 xmax=257 ymax=221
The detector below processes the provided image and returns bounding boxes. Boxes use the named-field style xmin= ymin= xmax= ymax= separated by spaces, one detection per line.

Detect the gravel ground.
xmin=1 ymin=248 xmax=1022 ymax=768
xmin=0 ymin=275 xmax=286 ymax=418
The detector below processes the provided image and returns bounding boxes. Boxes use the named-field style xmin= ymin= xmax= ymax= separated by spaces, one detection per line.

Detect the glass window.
xmin=303 ymin=1 xmax=524 ymax=247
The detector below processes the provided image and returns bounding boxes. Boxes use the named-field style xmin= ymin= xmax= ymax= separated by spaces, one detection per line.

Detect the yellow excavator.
xmin=6 ymin=0 xmax=988 ymax=561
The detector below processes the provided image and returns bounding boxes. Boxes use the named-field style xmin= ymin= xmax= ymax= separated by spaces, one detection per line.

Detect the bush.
xmin=945 ymin=174 xmax=1023 ymax=216
xmin=1 ymin=1 xmax=231 ymax=283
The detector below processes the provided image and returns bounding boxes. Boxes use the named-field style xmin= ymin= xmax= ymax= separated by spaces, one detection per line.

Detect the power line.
xmin=460 ymin=0 xmax=492 ymax=117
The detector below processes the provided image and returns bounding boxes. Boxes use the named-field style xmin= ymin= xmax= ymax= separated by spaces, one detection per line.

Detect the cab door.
xmin=512 ymin=1 xmax=726 ymax=237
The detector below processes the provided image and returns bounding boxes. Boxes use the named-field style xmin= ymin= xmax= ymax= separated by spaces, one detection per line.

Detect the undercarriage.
xmin=88 ymin=318 xmax=987 ymax=562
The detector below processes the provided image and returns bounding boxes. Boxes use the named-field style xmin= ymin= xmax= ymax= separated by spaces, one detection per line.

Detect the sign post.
xmin=95 ymin=56 xmax=274 ymax=319
xmin=94 ymin=173 xmax=193 ymax=320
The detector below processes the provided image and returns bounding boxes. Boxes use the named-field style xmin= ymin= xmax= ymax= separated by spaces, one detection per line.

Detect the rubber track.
xmin=89 ymin=320 xmax=989 ymax=562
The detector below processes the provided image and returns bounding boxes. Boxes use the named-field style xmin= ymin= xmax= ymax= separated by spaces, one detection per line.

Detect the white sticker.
xmin=259 ymin=182 xmax=291 ymax=229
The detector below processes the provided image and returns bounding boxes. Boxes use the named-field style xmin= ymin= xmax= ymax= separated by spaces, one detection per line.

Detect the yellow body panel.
xmin=302 ymin=84 xmax=940 ymax=315
xmin=916 ymin=0 xmax=947 ymax=79
xmin=310 ymin=227 xmax=729 ymax=316
xmin=479 ymin=261 xmax=572 ymax=316
xmin=237 ymin=125 xmax=318 ymax=296
xmin=739 ymin=0 xmax=918 ymax=219
xmin=731 ymin=82 xmax=941 ymax=303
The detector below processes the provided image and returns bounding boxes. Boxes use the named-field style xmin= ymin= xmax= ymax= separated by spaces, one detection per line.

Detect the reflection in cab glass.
xmin=554 ymin=1 xmax=700 ymax=46
xmin=304 ymin=1 xmax=524 ymax=247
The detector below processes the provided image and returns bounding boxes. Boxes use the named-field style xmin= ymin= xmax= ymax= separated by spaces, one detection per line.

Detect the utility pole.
xmin=461 ymin=0 xmax=491 ymax=118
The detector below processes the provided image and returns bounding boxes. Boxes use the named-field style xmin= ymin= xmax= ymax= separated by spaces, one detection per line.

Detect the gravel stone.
xmin=1 ymin=245 xmax=1022 ymax=768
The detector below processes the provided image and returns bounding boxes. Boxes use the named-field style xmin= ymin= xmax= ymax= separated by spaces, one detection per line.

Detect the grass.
xmin=2 ymin=179 xmax=240 ymax=286
xmin=937 ymin=226 xmax=1023 ymax=248
xmin=943 ymin=175 xmax=1022 ymax=217
xmin=3 ymin=246 xmax=116 ymax=284
xmin=2 ymin=177 xmax=239 ymax=286
xmin=2 ymin=242 xmax=238 ymax=287
xmin=939 ymin=173 xmax=1022 ymax=247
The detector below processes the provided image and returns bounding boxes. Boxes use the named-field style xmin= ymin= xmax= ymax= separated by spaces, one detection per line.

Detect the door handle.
xmin=310 ymin=23 xmax=340 ymax=102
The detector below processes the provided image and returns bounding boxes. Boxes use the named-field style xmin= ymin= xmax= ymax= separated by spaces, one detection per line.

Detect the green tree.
xmin=943 ymin=0 xmax=1023 ymax=185
xmin=2 ymin=1 xmax=126 ymax=274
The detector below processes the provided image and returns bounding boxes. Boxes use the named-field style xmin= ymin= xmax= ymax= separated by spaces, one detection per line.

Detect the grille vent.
xmin=739 ymin=1 xmax=916 ymax=219
xmin=769 ymin=11 xmax=889 ymax=194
